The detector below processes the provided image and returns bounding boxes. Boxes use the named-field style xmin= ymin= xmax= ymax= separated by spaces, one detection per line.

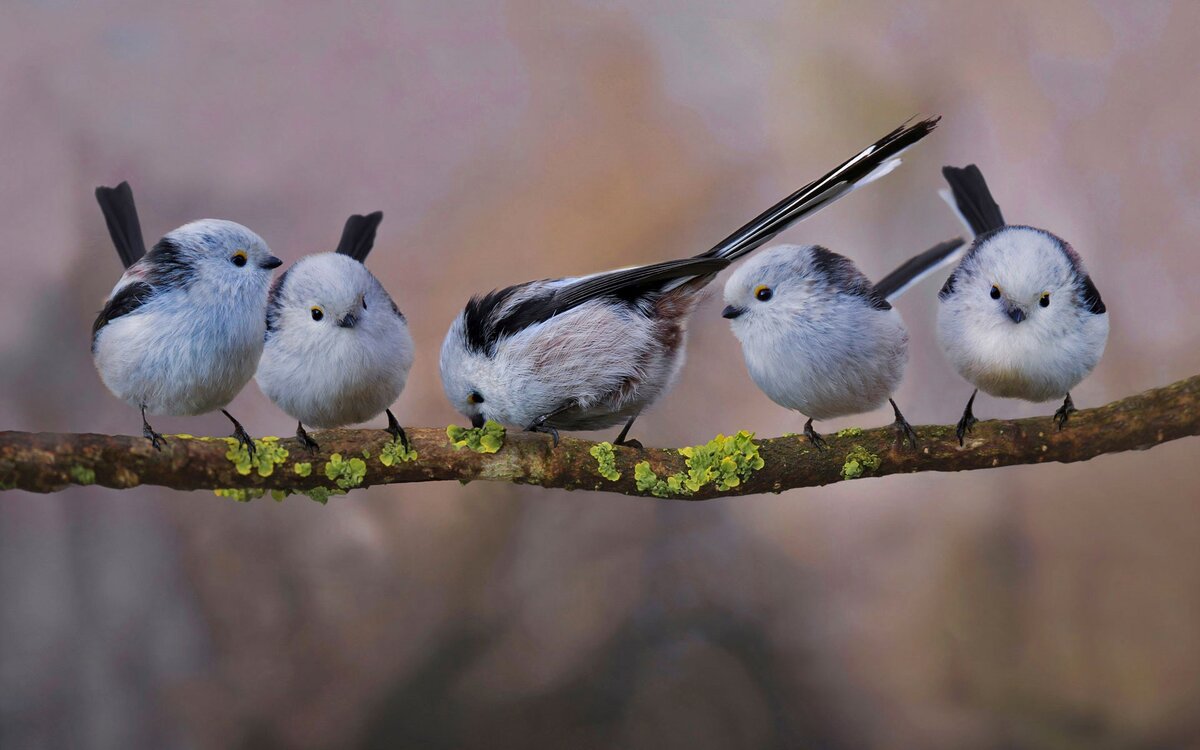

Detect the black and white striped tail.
xmin=940 ymin=164 xmax=1005 ymax=236
xmin=699 ymin=116 xmax=941 ymax=263
xmin=95 ymin=182 xmax=147 ymax=269
xmin=873 ymin=237 xmax=966 ymax=302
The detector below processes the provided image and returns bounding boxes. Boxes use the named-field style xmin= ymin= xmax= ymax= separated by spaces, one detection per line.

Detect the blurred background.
xmin=2 ymin=1 xmax=1199 ymax=748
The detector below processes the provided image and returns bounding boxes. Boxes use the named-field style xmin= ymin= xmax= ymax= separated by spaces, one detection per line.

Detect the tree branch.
xmin=1 ymin=374 xmax=1197 ymax=499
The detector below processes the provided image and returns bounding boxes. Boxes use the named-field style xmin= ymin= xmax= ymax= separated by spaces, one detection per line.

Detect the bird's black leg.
xmin=221 ymin=409 xmax=256 ymax=457
xmin=526 ymin=414 xmax=561 ymax=448
xmin=889 ymin=398 xmax=918 ymax=450
xmin=296 ymin=421 xmax=320 ymax=454
xmin=803 ymin=417 xmax=827 ymax=450
xmin=141 ymin=405 xmax=164 ymax=451
xmin=612 ymin=414 xmax=642 ymax=450
xmin=955 ymin=389 xmax=979 ymax=446
xmin=1054 ymin=392 xmax=1076 ymax=431
xmin=385 ymin=409 xmax=409 ymax=450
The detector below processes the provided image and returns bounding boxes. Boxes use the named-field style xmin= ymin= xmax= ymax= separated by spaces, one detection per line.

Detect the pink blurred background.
xmin=2 ymin=1 xmax=1199 ymax=748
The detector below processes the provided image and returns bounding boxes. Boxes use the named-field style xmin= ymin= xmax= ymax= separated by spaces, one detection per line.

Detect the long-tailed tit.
xmin=440 ymin=118 xmax=941 ymax=446
xmin=937 ymin=164 xmax=1109 ymax=444
xmin=722 ymin=238 xmax=965 ymax=448
xmin=92 ymin=182 xmax=282 ymax=452
xmin=255 ymin=212 xmax=414 ymax=453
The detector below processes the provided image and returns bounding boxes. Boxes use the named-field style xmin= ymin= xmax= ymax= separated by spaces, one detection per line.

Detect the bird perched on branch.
xmin=255 ymin=212 xmax=414 ymax=453
xmin=722 ymin=238 xmax=965 ymax=448
xmin=936 ymin=164 xmax=1109 ymax=444
xmin=440 ymin=117 xmax=941 ymax=446
xmin=92 ymin=182 xmax=282 ymax=452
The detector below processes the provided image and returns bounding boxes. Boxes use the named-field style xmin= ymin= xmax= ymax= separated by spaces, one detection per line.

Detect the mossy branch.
xmin=1 ymin=374 xmax=1197 ymax=499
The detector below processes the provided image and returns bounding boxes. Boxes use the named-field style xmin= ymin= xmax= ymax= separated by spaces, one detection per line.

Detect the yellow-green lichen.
xmin=304 ymin=486 xmax=346 ymax=505
xmin=380 ymin=438 xmax=419 ymax=466
xmin=447 ymin=420 xmax=505 ymax=453
xmin=841 ymin=445 xmax=882 ymax=480
xmin=633 ymin=431 xmax=765 ymax=497
xmin=69 ymin=465 xmax=96 ymax=485
xmin=224 ymin=437 xmax=289 ymax=477
xmin=271 ymin=489 xmax=290 ymax=502
xmin=214 ymin=487 xmax=266 ymax=503
xmin=835 ymin=427 xmax=863 ymax=438
xmin=324 ymin=453 xmax=367 ymax=489
xmin=589 ymin=442 xmax=621 ymax=481
xmin=293 ymin=462 xmax=312 ymax=477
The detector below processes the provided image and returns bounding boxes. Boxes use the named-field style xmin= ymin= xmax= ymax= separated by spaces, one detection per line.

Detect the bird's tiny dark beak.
xmin=722 ymin=305 xmax=746 ymax=320
xmin=261 ymin=255 xmax=283 ymax=270
xmin=337 ymin=313 xmax=358 ymax=329
xmin=1005 ymin=304 xmax=1026 ymax=324
xmin=470 ymin=414 xmax=485 ymax=429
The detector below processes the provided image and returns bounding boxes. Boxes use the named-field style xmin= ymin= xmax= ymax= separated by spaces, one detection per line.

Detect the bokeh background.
xmin=3 ymin=1 xmax=1199 ymax=748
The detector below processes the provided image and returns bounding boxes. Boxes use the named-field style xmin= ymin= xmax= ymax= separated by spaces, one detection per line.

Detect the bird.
xmin=439 ymin=117 xmax=942 ymax=446
xmin=92 ymin=182 xmax=282 ymax=452
xmin=255 ymin=211 xmax=414 ymax=454
xmin=721 ymin=238 xmax=965 ymax=448
xmin=936 ymin=164 xmax=1109 ymax=445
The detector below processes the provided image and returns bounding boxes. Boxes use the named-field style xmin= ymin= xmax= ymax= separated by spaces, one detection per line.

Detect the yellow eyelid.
xmin=311 ymin=305 xmax=323 ymax=313
xmin=233 ymin=250 xmax=247 ymax=258
xmin=754 ymin=284 xmax=770 ymax=294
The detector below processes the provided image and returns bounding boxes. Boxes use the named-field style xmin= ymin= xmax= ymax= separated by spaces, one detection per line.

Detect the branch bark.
xmin=1 ymin=374 xmax=1197 ymax=499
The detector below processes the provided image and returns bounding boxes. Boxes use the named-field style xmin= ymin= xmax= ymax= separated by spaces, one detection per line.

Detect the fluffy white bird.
xmin=936 ymin=164 xmax=1109 ymax=444
xmin=92 ymin=183 xmax=282 ymax=452
xmin=255 ymin=212 xmax=414 ymax=453
xmin=722 ymin=239 xmax=964 ymax=447
xmin=440 ymin=118 xmax=942 ymax=446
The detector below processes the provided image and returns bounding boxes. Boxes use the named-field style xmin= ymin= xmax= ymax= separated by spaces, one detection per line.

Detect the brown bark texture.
xmin=1 ymin=373 xmax=1196 ymax=499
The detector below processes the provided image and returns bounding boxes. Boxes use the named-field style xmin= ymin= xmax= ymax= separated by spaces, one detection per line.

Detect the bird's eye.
xmin=990 ymin=285 xmax=1001 ymax=300
xmin=311 ymin=306 xmax=324 ymax=321
xmin=1040 ymin=293 xmax=1050 ymax=308
xmin=468 ymin=391 xmax=484 ymax=405
xmin=231 ymin=250 xmax=248 ymax=267
xmin=754 ymin=285 xmax=773 ymax=302
xmin=362 ymin=296 xmax=368 ymax=310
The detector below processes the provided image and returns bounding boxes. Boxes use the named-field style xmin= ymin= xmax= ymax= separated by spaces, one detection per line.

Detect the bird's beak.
xmin=470 ymin=414 xmax=485 ymax=429
xmin=261 ymin=255 xmax=283 ymax=270
xmin=337 ymin=313 xmax=358 ymax=329
xmin=1004 ymin=302 xmax=1026 ymax=324
xmin=722 ymin=305 xmax=746 ymax=320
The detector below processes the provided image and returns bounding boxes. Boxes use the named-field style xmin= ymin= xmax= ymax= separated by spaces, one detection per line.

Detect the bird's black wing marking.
xmin=462 ymin=257 xmax=730 ymax=355
xmin=1078 ymin=274 xmax=1106 ymax=315
xmin=942 ymin=165 xmax=1005 ymax=235
xmin=873 ymin=237 xmax=965 ymax=300
xmin=700 ymin=117 xmax=940 ymax=262
xmin=91 ymin=281 xmax=155 ymax=351
xmin=334 ymin=211 xmax=384 ymax=263
xmin=95 ymin=182 xmax=147 ymax=269
xmin=264 ymin=266 xmax=291 ymax=338
xmin=809 ymin=246 xmax=891 ymax=311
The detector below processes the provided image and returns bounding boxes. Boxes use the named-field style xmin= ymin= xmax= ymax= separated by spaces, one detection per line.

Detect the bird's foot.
xmin=889 ymin=399 xmax=918 ymax=450
xmin=385 ymin=409 xmax=410 ymax=451
xmin=956 ymin=390 xmax=979 ymax=446
xmin=526 ymin=415 xmax=560 ymax=448
xmin=222 ymin=409 xmax=256 ymax=457
xmin=614 ymin=437 xmax=643 ymax=451
xmin=142 ymin=423 xmax=165 ymax=452
xmin=803 ymin=418 xmax=828 ymax=451
xmin=296 ymin=422 xmax=320 ymax=455
xmin=1054 ymin=393 xmax=1076 ymax=431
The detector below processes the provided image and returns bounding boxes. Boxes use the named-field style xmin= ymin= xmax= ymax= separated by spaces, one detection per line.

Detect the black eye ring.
xmin=311 ymin=308 xmax=324 ymax=322
xmin=231 ymin=253 xmax=247 ymax=267
xmin=990 ymin=285 xmax=1001 ymax=300
xmin=755 ymin=287 xmax=773 ymax=302
xmin=1040 ymin=294 xmax=1050 ymax=308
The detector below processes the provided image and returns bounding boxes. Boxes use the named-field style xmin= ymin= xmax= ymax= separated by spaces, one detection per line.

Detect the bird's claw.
xmin=385 ymin=410 xmax=410 ymax=451
xmin=527 ymin=416 xmax=560 ymax=448
xmin=955 ymin=414 xmax=977 ymax=446
xmin=614 ymin=438 xmax=643 ymax=451
xmin=895 ymin=418 xmax=919 ymax=450
xmin=803 ymin=419 xmax=828 ymax=451
xmin=222 ymin=409 xmax=256 ymax=457
xmin=1054 ymin=394 xmax=1076 ymax=431
xmin=296 ymin=423 xmax=320 ymax=455
xmin=143 ymin=425 xmax=165 ymax=452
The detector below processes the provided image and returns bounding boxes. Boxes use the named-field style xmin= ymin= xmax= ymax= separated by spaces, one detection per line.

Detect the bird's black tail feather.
xmin=335 ymin=211 xmax=384 ymax=263
xmin=873 ymin=237 xmax=966 ymax=301
xmin=941 ymin=164 xmax=1005 ymax=236
xmin=699 ymin=116 xmax=941 ymax=263
xmin=95 ymin=182 xmax=147 ymax=269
